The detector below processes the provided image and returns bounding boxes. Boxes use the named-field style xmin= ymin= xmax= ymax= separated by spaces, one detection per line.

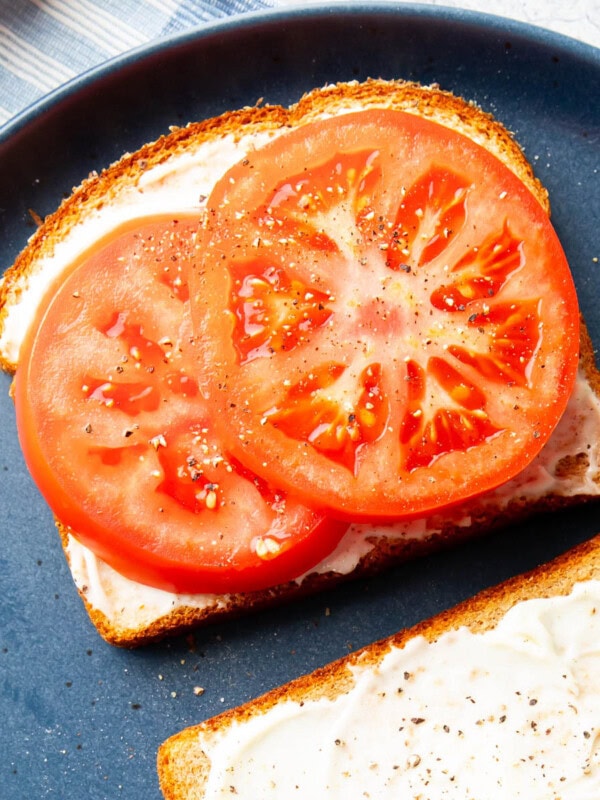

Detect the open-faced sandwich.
xmin=157 ymin=532 xmax=600 ymax=799
xmin=1 ymin=78 xmax=599 ymax=646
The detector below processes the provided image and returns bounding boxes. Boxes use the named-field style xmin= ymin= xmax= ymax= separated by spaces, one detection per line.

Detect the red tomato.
xmin=14 ymin=218 xmax=347 ymax=593
xmin=191 ymin=108 xmax=580 ymax=520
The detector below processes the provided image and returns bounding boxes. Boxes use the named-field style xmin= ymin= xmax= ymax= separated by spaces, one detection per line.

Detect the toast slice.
xmin=2 ymin=79 xmax=600 ymax=646
xmin=157 ymin=533 xmax=600 ymax=799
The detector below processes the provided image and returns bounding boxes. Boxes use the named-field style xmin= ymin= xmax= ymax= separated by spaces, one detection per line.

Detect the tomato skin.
xmin=192 ymin=108 xmax=580 ymax=520
xmin=14 ymin=218 xmax=347 ymax=593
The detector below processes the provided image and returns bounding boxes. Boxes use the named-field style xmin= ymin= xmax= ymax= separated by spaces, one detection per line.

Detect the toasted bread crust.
xmin=156 ymin=534 xmax=600 ymax=800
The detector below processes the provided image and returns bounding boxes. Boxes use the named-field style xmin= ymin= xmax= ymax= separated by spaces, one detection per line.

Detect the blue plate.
xmin=1 ymin=5 xmax=599 ymax=798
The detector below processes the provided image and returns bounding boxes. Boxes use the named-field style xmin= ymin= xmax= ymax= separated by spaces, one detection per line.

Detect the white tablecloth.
xmin=1 ymin=0 xmax=598 ymax=130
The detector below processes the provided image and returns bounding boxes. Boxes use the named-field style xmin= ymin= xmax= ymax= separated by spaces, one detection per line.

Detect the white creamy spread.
xmin=4 ymin=110 xmax=600 ymax=630
xmin=197 ymin=580 xmax=600 ymax=799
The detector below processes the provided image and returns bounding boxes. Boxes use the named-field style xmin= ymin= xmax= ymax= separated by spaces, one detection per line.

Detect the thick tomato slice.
xmin=192 ymin=108 xmax=580 ymax=520
xmin=14 ymin=218 xmax=347 ymax=593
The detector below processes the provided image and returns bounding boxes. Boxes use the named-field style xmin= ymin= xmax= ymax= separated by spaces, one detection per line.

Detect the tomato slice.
xmin=14 ymin=218 xmax=347 ymax=593
xmin=192 ymin=108 xmax=580 ymax=520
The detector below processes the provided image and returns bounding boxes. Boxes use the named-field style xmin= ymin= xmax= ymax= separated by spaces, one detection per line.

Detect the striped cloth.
xmin=0 ymin=0 xmax=269 ymax=128
xmin=1 ymin=0 xmax=599 ymax=130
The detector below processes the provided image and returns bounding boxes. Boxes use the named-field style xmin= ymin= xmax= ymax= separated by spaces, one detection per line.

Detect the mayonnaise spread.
xmin=198 ymin=580 xmax=600 ymax=799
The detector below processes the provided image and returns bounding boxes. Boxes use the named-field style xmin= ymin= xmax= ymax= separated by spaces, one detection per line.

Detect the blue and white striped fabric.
xmin=1 ymin=0 xmax=598 ymax=131
xmin=0 ymin=0 xmax=270 ymax=128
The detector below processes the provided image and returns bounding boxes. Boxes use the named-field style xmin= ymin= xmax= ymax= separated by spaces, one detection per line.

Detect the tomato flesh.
xmin=14 ymin=218 xmax=347 ymax=593
xmin=192 ymin=109 xmax=580 ymax=519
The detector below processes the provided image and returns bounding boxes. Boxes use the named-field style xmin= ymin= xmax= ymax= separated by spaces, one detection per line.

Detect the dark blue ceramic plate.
xmin=1 ymin=5 xmax=599 ymax=798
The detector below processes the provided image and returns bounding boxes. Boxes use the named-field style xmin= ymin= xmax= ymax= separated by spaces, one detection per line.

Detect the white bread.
xmin=156 ymin=533 xmax=600 ymax=799
xmin=2 ymin=79 xmax=600 ymax=647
